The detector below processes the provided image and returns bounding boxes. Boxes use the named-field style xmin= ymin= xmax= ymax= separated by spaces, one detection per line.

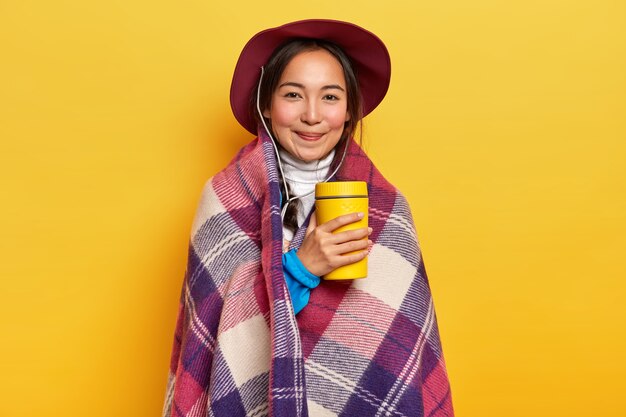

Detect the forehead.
xmin=278 ymin=49 xmax=346 ymax=86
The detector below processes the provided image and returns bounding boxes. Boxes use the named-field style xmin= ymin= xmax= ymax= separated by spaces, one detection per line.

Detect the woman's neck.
xmin=278 ymin=149 xmax=335 ymax=184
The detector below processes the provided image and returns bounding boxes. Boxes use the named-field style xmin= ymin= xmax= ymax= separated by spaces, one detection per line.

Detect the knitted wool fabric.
xmin=163 ymin=130 xmax=454 ymax=417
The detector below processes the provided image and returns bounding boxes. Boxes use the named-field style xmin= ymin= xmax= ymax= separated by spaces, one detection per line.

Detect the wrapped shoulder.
xmin=190 ymin=177 xmax=228 ymax=240
xmin=388 ymin=190 xmax=419 ymax=240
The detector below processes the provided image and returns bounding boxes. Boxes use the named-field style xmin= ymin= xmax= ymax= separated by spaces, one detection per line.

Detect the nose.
xmin=301 ymin=99 xmax=322 ymax=125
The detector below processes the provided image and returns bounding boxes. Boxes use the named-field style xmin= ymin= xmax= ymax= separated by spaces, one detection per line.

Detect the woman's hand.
xmin=297 ymin=212 xmax=373 ymax=277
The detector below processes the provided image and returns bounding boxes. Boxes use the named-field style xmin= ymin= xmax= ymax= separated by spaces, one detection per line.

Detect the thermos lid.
xmin=315 ymin=181 xmax=368 ymax=199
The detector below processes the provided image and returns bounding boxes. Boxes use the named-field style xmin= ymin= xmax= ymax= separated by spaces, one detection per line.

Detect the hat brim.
xmin=230 ymin=19 xmax=391 ymax=135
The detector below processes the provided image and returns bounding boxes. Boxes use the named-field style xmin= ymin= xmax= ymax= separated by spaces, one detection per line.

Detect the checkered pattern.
xmin=163 ymin=131 xmax=453 ymax=417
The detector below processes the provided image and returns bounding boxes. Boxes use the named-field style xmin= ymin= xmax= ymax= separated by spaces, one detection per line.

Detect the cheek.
xmin=270 ymin=103 xmax=299 ymax=128
xmin=327 ymin=107 xmax=350 ymax=130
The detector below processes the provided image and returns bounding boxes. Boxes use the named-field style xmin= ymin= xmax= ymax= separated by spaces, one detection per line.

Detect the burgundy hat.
xmin=230 ymin=19 xmax=391 ymax=135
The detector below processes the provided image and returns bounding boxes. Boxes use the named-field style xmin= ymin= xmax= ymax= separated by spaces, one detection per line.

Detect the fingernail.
xmin=368 ymin=227 xmax=373 ymax=234
xmin=368 ymin=239 xmax=373 ymax=245
xmin=357 ymin=212 xmax=364 ymax=218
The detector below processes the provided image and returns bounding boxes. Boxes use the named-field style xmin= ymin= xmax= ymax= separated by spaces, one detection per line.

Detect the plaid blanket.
xmin=163 ymin=131 xmax=453 ymax=417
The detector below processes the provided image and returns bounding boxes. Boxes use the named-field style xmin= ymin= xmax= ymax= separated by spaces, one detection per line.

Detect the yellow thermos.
xmin=315 ymin=181 xmax=368 ymax=280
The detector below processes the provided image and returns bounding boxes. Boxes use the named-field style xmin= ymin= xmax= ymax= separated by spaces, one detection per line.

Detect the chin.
xmin=296 ymin=149 xmax=329 ymax=163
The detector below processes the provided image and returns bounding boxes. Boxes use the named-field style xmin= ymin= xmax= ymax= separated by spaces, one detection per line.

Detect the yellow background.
xmin=1 ymin=0 xmax=624 ymax=415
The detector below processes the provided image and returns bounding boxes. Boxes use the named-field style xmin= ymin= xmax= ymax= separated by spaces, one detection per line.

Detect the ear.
xmin=345 ymin=109 xmax=351 ymax=122
xmin=262 ymin=108 xmax=271 ymax=118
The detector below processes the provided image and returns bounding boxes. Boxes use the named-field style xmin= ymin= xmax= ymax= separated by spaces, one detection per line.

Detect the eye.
xmin=323 ymin=94 xmax=340 ymax=101
xmin=284 ymin=92 xmax=301 ymax=99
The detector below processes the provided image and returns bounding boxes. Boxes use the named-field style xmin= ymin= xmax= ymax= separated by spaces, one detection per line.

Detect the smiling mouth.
xmin=296 ymin=132 xmax=324 ymax=141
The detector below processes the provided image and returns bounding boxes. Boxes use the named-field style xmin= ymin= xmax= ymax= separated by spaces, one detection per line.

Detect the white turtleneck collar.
xmin=278 ymin=148 xmax=335 ymax=244
xmin=278 ymin=148 xmax=335 ymax=185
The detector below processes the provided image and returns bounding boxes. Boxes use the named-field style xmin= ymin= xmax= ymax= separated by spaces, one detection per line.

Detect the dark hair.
xmin=250 ymin=38 xmax=363 ymax=235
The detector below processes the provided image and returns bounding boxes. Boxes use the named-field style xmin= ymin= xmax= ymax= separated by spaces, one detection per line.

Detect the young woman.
xmin=164 ymin=19 xmax=453 ymax=417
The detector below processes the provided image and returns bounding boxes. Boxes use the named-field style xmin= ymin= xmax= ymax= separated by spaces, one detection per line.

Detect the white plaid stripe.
xmin=307 ymin=400 xmax=338 ymax=417
xmin=162 ymin=372 xmax=175 ymax=417
xmin=191 ymin=180 xmax=226 ymax=238
xmin=219 ymin=315 xmax=271 ymax=387
xmin=354 ymin=244 xmax=417 ymax=310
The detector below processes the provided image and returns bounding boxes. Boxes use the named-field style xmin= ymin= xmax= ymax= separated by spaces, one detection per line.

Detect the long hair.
xmin=251 ymin=38 xmax=363 ymax=235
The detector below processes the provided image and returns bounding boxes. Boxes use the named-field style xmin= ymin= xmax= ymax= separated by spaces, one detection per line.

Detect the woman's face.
xmin=263 ymin=49 xmax=349 ymax=163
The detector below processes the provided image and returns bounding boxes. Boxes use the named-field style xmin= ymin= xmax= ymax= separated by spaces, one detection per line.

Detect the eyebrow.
xmin=278 ymin=82 xmax=345 ymax=92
